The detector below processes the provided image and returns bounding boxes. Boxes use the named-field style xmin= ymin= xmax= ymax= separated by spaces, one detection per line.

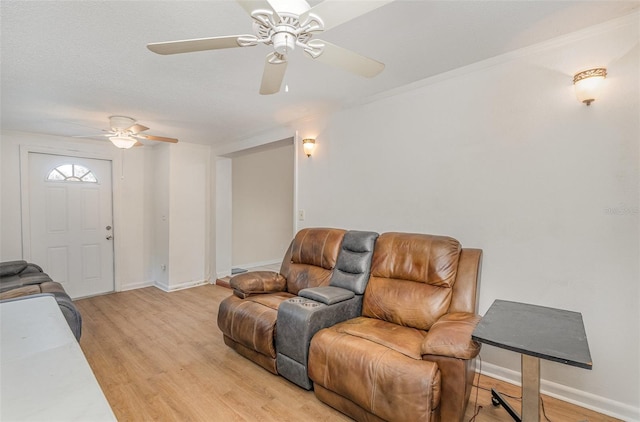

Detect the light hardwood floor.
xmin=76 ymin=285 xmax=619 ymax=422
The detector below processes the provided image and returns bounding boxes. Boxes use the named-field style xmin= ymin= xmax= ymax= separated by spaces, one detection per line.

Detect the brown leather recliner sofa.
xmin=217 ymin=229 xmax=482 ymax=422
xmin=308 ymin=232 xmax=482 ymax=422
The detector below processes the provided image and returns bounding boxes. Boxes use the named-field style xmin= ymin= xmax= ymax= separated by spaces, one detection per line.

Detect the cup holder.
xmin=288 ymin=298 xmax=305 ymax=304
xmin=302 ymin=302 xmax=320 ymax=308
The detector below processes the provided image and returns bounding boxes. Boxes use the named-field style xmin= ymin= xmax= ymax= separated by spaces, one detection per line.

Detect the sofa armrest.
xmin=230 ymin=271 xmax=286 ymax=299
xmin=299 ymin=286 xmax=355 ymax=305
xmin=422 ymin=312 xmax=482 ymax=359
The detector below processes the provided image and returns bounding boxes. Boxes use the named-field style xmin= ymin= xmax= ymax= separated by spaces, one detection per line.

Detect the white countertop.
xmin=1 ymin=294 xmax=117 ymax=421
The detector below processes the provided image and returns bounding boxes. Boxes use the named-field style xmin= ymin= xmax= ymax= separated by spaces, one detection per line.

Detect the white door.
xmin=28 ymin=153 xmax=114 ymax=298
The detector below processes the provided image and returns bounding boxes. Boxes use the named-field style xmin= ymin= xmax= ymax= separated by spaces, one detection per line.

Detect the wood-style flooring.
xmin=75 ymin=285 xmax=620 ymax=422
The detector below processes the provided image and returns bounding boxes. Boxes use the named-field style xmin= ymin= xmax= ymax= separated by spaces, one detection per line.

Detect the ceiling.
xmin=1 ymin=1 xmax=638 ymax=149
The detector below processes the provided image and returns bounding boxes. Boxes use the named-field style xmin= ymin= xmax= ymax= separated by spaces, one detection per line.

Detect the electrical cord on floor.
xmin=469 ymin=355 xmax=554 ymax=422
xmin=540 ymin=395 xmax=553 ymax=422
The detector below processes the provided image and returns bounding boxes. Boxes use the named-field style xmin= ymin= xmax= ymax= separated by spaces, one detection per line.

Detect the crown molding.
xmin=348 ymin=10 xmax=640 ymax=109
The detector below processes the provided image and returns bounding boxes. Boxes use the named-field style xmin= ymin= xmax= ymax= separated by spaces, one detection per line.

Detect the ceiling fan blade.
xmin=236 ymin=0 xmax=282 ymax=23
xmin=73 ymin=134 xmax=111 ymax=138
xmin=136 ymin=134 xmax=179 ymax=143
xmin=64 ymin=121 xmax=110 ymax=132
xmin=300 ymin=0 xmax=392 ymax=32
xmin=259 ymin=52 xmax=288 ymax=95
xmin=126 ymin=124 xmax=149 ymax=134
xmin=236 ymin=0 xmax=272 ymax=15
xmin=147 ymin=35 xmax=256 ymax=55
xmin=133 ymin=141 xmax=144 ymax=147
xmin=304 ymin=40 xmax=384 ymax=78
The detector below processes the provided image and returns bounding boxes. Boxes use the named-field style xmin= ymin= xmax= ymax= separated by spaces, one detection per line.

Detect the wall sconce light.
xmin=109 ymin=136 xmax=137 ymax=149
xmin=573 ymin=68 xmax=607 ymax=106
xmin=302 ymin=138 xmax=315 ymax=157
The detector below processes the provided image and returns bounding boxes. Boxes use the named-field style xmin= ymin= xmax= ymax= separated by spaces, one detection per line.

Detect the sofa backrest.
xmin=0 ymin=260 xmax=28 ymax=278
xmin=280 ymin=228 xmax=346 ymax=295
xmin=362 ymin=232 xmax=462 ymax=331
xmin=329 ymin=230 xmax=379 ymax=294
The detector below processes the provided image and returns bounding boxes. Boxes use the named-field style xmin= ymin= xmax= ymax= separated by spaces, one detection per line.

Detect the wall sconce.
xmin=109 ymin=136 xmax=137 ymax=149
xmin=302 ymin=138 xmax=315 ymax=157
xmin=573 ymin=68 xmax=606 ymax=106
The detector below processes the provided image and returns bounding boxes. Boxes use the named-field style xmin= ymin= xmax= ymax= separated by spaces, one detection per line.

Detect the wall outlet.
xmin=298 ymin=209 xmax=305 ymax=221
xmin=161 ymin=264 xmax=166 ymax=271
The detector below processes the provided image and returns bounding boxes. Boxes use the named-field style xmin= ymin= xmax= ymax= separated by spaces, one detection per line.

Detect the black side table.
xmin=472 ymin=300 xmax=592 ymax=422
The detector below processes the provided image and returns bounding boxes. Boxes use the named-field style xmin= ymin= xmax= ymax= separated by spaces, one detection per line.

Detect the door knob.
xmin=106 ymin=235 xmax=113 ymax=240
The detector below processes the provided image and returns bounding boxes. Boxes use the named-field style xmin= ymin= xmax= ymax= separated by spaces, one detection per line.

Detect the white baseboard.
xmin=153 ymin=279 xmax=208 ymax=292
xmin=480 ymin=362 xmax=639 ymax=422
xmin=119 ymin=280 xmax=154 ymax=291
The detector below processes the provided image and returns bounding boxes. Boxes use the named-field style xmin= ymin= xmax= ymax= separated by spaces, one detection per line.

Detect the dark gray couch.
xmin=0 ymin=260 xmax=82 ymax=340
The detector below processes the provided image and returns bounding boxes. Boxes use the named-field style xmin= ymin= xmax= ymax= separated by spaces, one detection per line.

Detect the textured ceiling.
xmin=1 ymin=1 xmax=638 ymax=149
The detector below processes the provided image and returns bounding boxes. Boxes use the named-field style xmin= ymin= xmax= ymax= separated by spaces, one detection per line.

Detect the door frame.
xmin=19 ymin=143 xmax=123 ymax=292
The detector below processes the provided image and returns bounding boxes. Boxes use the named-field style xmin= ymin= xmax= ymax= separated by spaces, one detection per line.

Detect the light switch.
xmin=298 ymin=209 xmax=305 ymax=221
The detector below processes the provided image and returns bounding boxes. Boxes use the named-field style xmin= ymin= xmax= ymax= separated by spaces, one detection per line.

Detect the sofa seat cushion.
xmin=309 ymin=323 xmax=441 ymax=422
xmin=0 ymin=281 xmax=69 ymax=301
xmin=217 ymin=292 xmax=295 ymax=359
xmin=0 ymin=284 xmax=41 ymax=299
xmin=330 ymin=317 xmax=427 ymax=360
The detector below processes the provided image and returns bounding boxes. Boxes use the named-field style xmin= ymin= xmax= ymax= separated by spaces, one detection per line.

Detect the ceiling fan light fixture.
xmin=109 ymin=136 xmax=137 ymax=149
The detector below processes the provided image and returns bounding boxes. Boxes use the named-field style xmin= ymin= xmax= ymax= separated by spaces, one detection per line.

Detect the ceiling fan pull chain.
xmin=121 ymin=148 xmax=125 ymax=180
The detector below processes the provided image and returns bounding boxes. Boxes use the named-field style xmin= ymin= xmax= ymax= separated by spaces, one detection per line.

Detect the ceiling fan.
xmin=76 ymin=116 xmax=179 ymax=149
xmin=147 ymin=0 xmax=391 ymax=95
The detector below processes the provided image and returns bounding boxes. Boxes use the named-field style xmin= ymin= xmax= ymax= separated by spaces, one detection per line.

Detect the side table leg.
xmin=491 ymin=388 xmax=521 ymax=421
xmin=521 ymin=354 xmax=540 ymax=422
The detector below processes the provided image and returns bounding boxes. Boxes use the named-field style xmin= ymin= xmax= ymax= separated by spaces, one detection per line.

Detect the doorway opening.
xmin=215 ymin=137 xmax=296 ymax=282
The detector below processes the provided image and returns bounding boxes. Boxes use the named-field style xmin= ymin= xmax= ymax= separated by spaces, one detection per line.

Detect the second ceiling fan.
xmin=147 ymin=0 xmax=391 ymax=95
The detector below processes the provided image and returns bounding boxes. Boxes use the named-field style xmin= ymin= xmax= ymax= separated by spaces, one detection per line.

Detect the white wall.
xmin=231 ymin=140 xmax=294 ymax=268
xmin=215 ymin=157 xmax=232 ymax=278
xmin=151 ymin=144 xmax=171 ymax=289
xmin=151 ymin=142 xmax=211 ymax=291
xmin=113 ymin=145 xmax=149 ymax=289
xmin=0 ymin=132 xmax=23 ymax=259
xmin=168 ymin=142 xmax=210 ymax=290
xmin=295 ymin=16 xmax=639 ymax=421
